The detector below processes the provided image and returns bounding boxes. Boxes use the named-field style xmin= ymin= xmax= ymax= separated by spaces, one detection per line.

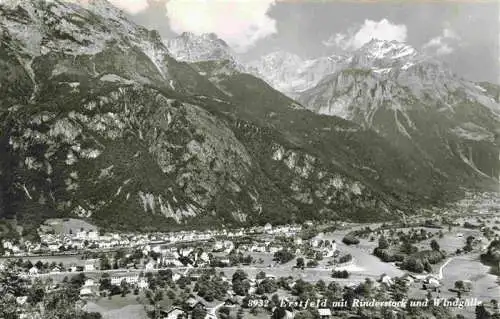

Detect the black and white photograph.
xmin=0 ymin=0 xmax=499 ymax=318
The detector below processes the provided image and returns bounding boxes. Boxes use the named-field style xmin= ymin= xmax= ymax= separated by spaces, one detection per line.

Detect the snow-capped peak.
xmin=248 ymin=51 xmax=303 ymax=76
xmin=247 ymin=51 xmax=347 ymax=97
xmin=259 ymin=51 xmax=303 ymax=65
xmin=360 ymin=39 xmax=417 ymax=60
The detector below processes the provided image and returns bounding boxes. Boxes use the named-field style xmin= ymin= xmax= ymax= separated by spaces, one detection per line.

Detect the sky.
xmin=114 ymin=0 xmax=499 ymax=84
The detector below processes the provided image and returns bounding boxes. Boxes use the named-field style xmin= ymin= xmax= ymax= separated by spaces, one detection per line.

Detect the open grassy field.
xmin=323 ymin=228 xmax=405 ymax=279
xmin=43 ymin=218 xmax=98 ymax=235
xmin=440 ymin=255 xmax=500 ymax=301
xmin=4 ymin=254 xmax=84 ymax=265
xmin=86 ymin=295 xmax=147 ymax=319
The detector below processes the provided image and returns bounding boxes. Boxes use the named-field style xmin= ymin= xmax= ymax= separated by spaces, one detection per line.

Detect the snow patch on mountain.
xmin=247 ymin=51 xmax=347 ymax=97
xmin=364 ymin=40 xmax=417 ymax=60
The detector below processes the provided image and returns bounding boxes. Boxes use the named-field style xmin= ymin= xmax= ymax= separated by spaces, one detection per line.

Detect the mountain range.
xmin=166 ymin=26 xmax=500 ymax=188
xmin=0 ymin=0 xmax=498 ymax=233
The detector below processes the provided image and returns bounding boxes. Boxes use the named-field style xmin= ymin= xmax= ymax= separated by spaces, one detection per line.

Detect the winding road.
xmin=437 ymin=257 xmax=454 ymax=280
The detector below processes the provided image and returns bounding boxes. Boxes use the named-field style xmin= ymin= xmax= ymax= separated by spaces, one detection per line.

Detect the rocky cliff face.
xmin=0 ymin=0 xmax=492 ymax=233
xmin=166 ymin=32 xmax=241 ymax=67
xmin=247 ymin=51 xmax=348 ymax=97
xmin=297 ymin=40 xmax=500 ymax=184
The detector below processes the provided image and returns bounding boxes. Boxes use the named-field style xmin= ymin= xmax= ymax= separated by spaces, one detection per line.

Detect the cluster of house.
xmin=239 ymin=234 xmax=338 ymax=258
xmin=142 ymin=244 xmax=211 ymax=267
xmin=161 ymin=294 xmax=223 ymax=319
xmin=456 ymin=192 xmax=500 ymax=215
xmin=156 ymin=271 xmax=440 ymax=319
xmin=0 ymin=222 xmax=303 ymax=257
xmin=309 ymin=234 xmax=338 ymax=257
xmin=378 ymin=272 xmax=444 ymax=291
xmin=127 ymin=226 xmax=334 ymax=270
xmin=22 ymin=258 xmax=100 ymax=276
xmin=79 ymin=275 xmax=150 ymax=298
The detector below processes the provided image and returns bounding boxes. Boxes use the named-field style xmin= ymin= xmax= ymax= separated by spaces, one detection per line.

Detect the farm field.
xmin=85 ymin=295 xmax=147 ymax=319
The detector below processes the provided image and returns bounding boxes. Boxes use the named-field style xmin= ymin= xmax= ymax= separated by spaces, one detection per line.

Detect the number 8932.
xmin=248 ymin=299 xmax=270 ymax=307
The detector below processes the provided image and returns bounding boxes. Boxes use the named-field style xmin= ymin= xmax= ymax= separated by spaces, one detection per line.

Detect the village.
xmin=0 ymin=193 xmax=499 ymax=318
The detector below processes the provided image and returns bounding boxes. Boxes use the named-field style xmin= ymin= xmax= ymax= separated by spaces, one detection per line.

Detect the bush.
xmin=338 ymin=254 xmax=353 ymax=264
xmin=273 ymin=249 xmax=295 ymax=264
xmin=401 ymin=249 xmax=445 ymax=273
xmin=332 ymin=270 xmax=349 ymax=278
xmin=403 ymin=258 xmax=424 ymax=273
xmin=463 ymin=222 xmax=479 ymax=229
xmin=430 ymin=240 xmax=440 ymax=251
xmin=378 ymin=236 xmax=389 ymax=249
xmin=373 ymin=248 xmax=405 ymax=262
xmin=342 ymin=235 xmax=359 ymax=245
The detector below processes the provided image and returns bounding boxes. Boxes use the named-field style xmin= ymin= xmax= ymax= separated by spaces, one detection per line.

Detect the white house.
xmin=84 ymin=279 xmax=95 ymax=287
xmin=80 ymin=287 xmax=93 ymax=297
xmin=76 ymin=231 xmax=87 ymax=239
xmin=84 ymin=259 xmax=97 ymax=272
xmin=164 ymin=307 xmax=186 ymax=319
xmin=318 ymin=308 xmax=332 ymax=318
xmin=402 ymin=274 xmax=415 ymax=287
xmin=99 ymin=241 xmax=112 ymax=249
xmin=88 ymin=231 xmax=99 ymax=240
xmin=322 ymin=249 xmax=334 ymax=258
xmin=50 ymin=266 xmax=62 ymax=273
xmin=330 ymin=242 xmax=337 ymax=251
xmin=424 ymin=276 xmax=441 ymax=289
xmin=379 ymin=274 xmax=394 ymax=286
xmin=48 ymin=244 xmax=60 ymax=252
xmin=250 ymin=245 xmax=266 ymax=253
xmin=99 ymin=235 xmax=112 ymax=242
xmin=110 ymin=274 xmax=139 ymax=285
xmin=29 ymin=266 xmax=38 ymax=275
xmin=310 ymin=236 xmax=324 ymax=248
xmin=16 ymin=296 xmax=28 ymax=306
xmin=3 ymin=240 xmax=13 ymax=250
xmin=180 ymin=248 xmax=193 ymax=257
xmin=152 ymin=245 xmax=161 ymax=254
xmin=162 ymin=256 xmax=183 ymax=267
xmin=199 ymin=252 xmax=210 ymax=263
xmin=138 ymin=278 xmax=149 ymax=290
xmin=172 ymin=272 xmax=183 ymax=282
xmin=145 ymin=261 xmax=155 ymax=271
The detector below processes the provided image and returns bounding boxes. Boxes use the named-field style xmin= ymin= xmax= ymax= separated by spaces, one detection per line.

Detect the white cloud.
xmin=322 ymin=33 xmax=347 ymax=48
xmin=165 ymin=0 xmax=277 ymax=52
xmin=324 ymin=19 xmax=407 ymax=51
xmin=6 ymin=0 xmax=276 ymax=51
xmin=423 ymin=27 xmax=461 ymax=56
xmin=436 ymin=43 xmax=454 ymax=55
xmin=443 ymin=28 xmax=459 ymax=39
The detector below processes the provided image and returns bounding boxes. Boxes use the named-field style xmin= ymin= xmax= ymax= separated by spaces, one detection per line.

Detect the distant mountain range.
xmin=0 ymin=0 xmax=498 ymax=233
xmin=165 ymin=29 xmax=500 ymax=183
